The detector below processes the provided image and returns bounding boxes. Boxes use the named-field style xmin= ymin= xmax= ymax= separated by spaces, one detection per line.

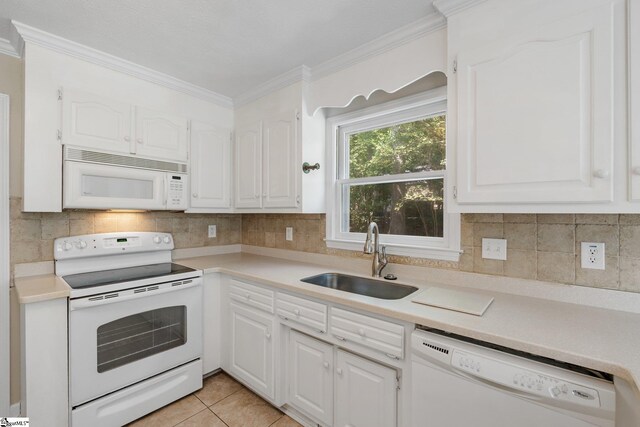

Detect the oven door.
xmin=69 ymin=278 xmax=202 ymax=406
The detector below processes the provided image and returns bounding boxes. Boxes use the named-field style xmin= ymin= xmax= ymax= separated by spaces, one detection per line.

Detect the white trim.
xmin=433 ymin=0 xmax=487 ymax=17
xmin=10 ymin=402 xmax=21 ymax=417
xmin=11 ymin=21 xmax=233 ymax=108
xmin=0 ymin=94 xmax=10 ymax=416
xmin=0 ymin=38 xmax=20 ymax=58
xmin=234 ymin=66 xmax=311 ymax=107
xmin=325 ymin=87 xmax=460 ymax=261
xmin=310 ymin=13 xmax=446 ymax=81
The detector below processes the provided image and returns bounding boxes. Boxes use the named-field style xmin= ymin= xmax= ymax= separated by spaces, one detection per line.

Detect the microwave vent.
xmin=65 ymin=147 xmax=187 ymax=173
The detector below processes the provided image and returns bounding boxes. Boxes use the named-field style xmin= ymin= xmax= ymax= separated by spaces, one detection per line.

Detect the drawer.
xmin=229 ymin=279 xmax=274 ymax=313
xmin=277 ymin=293 xmax=328 ymax=334
xmin=330 ymin=307 xmax=404 ymax=359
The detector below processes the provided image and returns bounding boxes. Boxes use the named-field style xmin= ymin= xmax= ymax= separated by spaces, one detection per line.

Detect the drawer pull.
xmin=386 ymin=353 xmax=400 ymax=360
xmin=294 ymin=309 xmax=301 ymax=316
xmin=334 ymin=335 xmax=346 ymax=341
xmin=278 ymin=314 xmax=289 ymax=321
xmin=316 ymin=329 xmax=325 ymax=334
xmin=336 ymin=368 xmax=343 ymax=376
xmin=323 ymin=361 xmax=330 ymax=369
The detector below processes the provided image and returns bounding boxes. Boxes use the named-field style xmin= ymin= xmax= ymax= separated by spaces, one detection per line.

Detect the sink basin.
xmin=300 ymin=273 xmax=418 ymax=300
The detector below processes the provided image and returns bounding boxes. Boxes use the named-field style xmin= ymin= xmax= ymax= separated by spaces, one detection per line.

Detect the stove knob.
xmin=77 ymin=240 xmax=87 ymax=249
xmin=163 ymin=236 xmax=171 ymax=244
xmin=153 ymin=236 xmax=162 ymax=244
xmin=63 ymin=242 xmax=73 ymax=251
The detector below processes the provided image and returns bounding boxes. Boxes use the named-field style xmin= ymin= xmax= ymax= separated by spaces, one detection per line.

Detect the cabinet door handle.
xmin=385 ymin=353 xmax=400 ymax=360
xmin=323 ymin=361 xmax=330 ymax=369
xmin=593 ymin=169 xmax=610 ymax=179
xmin=334 ymin=335 xmax=346 ymax=341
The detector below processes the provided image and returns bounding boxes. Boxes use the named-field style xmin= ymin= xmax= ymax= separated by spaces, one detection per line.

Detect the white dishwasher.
xmin=411 ymin=329 xmax=615 ymax=427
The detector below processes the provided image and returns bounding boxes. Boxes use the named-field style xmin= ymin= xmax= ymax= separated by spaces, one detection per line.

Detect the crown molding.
xmin=12 ymin=21 xmax=233 ymax=108
xmin=0 ymin=38 xmax=19 ymax=58
xmin=234 ymin=65 xmax=311 ymax=107
xmin=309 ymin=12 xmax=446 ymax=81
xmin=0 ymin=23 xmax=24 ymax=58
xmin=433 ymin=0 xmax=487 ymax=18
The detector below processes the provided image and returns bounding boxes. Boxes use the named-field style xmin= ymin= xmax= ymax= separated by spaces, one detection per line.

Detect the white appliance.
xmin=411 ymin=328 xmax=616 ymax=427
xmin=63 ymin=145 xmax=188 ymax=210
xmin=55 ymin=232 xmax=203 ymax=427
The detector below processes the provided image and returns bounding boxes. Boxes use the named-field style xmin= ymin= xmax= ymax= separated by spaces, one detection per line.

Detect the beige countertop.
xmin=14 ymin=251 xmax=640 ymax=393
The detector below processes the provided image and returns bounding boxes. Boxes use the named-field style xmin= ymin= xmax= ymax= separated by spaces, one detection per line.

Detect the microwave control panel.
xmin=167 ymin=174 xmax=188 ymax=210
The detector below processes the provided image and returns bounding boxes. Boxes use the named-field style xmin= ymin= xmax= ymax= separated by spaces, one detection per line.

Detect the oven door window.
xmin=97 ymin=306 xmax=186 ymax=373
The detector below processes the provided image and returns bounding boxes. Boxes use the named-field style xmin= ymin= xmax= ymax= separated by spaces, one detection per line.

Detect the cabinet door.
xmin=190 ymin=121 xmax=231 ymax=209
xmin=335 ymin=350 xmax=396 ymax=427
xmin=288 ymin=331 xmax=333 ymax=425
xmin=263 ymin=111 xmax=298 ymax=208
xmin=228 ymin=302 xmax=275 ymax=399
xmin=455 ymin=3 xmax=620 ymax=204
xmin=235 ymin=123 xmax=262 ymax=208
xmin=62 ymin=88 xmax=133 ymax=154
xmin=134 ymin=107 xmax=188 ymax=161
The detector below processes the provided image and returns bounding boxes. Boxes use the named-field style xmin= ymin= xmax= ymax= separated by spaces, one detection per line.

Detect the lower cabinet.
xmin=228 ymin=302 xmax=275 ymax=400
xmin=334 ymin=349 xmax=397 ymax=427
xmin=287 ymin=331 xmax=398 ymax=427
xmin=289 ymin=330 xmax=334 ymax=425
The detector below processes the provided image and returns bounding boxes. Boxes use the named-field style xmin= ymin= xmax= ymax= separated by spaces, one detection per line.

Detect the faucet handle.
xmin=380 ymin=245 xmax=388 ymax=263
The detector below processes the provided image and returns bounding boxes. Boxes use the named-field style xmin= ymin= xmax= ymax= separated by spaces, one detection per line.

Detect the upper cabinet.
xmin=234 ymin=81 xmax=325 ymax=213
xmin=61 ymin=88 xmax=189 ymax=162
xmin=190 ymin=121 xmax=232 ymax=210
xmin=134 ymin=107 xmax=188 ymax=162
xmin=443 ymin=0 xmax=629 ymax=212
xmin=62 ymin=88 xmax=133 ymax=154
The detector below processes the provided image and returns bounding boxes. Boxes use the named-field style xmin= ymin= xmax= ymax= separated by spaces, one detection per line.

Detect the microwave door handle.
xmin=163 ymin=175 xmax=168 ymax=207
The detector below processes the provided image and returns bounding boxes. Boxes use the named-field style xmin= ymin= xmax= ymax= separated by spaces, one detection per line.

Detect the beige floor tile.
xmin=126 ymin=395 xmax=206 ymax=427
xmin=175 ymin=408 xmax=227 ymax=427
xmin=211 ymin=388 xmax=283 ymax=427
xmin=195 ymin=372 xmax=244 ymax=406
xmin=269 ymin=415 xmax=303 ymax=427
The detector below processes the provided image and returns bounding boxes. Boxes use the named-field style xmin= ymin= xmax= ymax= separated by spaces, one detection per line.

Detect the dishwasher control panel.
xmin=451 ymin=350 xmax=602 ymax=408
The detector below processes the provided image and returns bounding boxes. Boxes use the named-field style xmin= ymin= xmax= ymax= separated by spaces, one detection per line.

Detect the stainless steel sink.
xmin=300 ymin=273 xmax=418 ymax=300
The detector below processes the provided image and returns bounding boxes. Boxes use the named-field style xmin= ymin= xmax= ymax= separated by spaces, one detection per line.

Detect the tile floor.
xmin=127 ymin=372 xmax=303 ymax=427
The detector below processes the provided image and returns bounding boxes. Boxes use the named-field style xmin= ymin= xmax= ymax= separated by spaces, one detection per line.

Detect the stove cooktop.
xmin=62 ymin=262 xmax=197 ymax=290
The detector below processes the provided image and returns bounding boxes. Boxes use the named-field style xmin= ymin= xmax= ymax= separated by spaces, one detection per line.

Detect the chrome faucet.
xmin=363 ymin=221 xmax=388 ymax=277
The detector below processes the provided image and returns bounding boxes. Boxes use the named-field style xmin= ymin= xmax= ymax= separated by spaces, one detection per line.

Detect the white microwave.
xmin=63 ymin=146 xmax=188 ymax=210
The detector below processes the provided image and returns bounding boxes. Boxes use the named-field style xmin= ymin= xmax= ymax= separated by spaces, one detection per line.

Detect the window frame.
xmin=325 ymin=86 xmax=461 ymax=261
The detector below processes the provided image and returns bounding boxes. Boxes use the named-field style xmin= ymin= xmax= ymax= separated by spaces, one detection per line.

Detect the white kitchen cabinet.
xmin=235 ymin=122 xmax=263 ymax=208
xmin=235 ymin=110 xmax=299 ymax=210
xmin=288 ymin=331 xmax=333 ymax=425
xmin=189 ymin=121 xmax=232 ymax=210
xmin=335 ymin=349 xmax=397 ymax=427
xmin=228 ymin=302 xmax=275 ymax=400
xmin=444 ymin=0 xmax=627 ymax=212
xmin=262 ymin=111 xmax=298 ymax=208
xmin=202 ymin=274 xmax=221 ymax=374
xmin=61 ymin=88 xmax=133 ymax=154
xmin=134 ymin=107 xmax=189 ymax=162
xmin=630 ymin=0 xmax=640 ymax=201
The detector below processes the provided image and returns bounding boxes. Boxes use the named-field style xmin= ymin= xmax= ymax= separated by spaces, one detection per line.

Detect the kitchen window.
xmin=325 ymin=87 xmax=460 ymax=260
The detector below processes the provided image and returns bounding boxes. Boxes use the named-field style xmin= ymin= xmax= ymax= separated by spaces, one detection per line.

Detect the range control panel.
xmin=451 ymin=350 xmax=601 ymax=408
xmin=55 ymin=232 xmax=174 ymax=260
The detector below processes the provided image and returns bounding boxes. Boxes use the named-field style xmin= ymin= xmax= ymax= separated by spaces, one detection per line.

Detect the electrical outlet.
xmin=285 ymin=227 xmax=293 ymax=241
xmin=208 ymin=225 xmax=217 ymax=238
xmin=581 ymin=242 xmax=605 ymax=270
xmin=482 ymin=238 xmax=507 ymax=260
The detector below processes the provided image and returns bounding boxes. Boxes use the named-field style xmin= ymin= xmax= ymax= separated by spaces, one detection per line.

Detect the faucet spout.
xmin=363 ymin=221 xmax=388 ymax=277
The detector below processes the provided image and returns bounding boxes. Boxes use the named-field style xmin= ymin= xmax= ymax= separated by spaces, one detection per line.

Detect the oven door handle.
xmin=69 ymin=278 xmax=201 ymax=311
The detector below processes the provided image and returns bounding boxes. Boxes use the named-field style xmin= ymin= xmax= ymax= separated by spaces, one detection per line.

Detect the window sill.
xmin=325 ymin=238 xmax=461 ymax=262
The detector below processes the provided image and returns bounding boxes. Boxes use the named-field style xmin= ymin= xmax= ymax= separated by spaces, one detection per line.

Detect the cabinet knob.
xmin=124 ymin=136 xmax=130 ymax=142
xmin=358 ymin=328 xmax=366 ymax=337
xmin=265 ymin=331 xmax=271 ymax=339
xmin=293 ymin=309 xmax=300 ymax=316
xmin=254 ymin=194 xmax=259 ymax=199
xmin=593 ymin=169 xmax=610 ymax=179
xmin=193 ymin=193 xmax=198 ymax=198
xmin=245 ymin=293 xmax=251 ymax=300
xmin=323 ymin=361 xmax=330 ymax=369
xmin=633 ymin=167 xmax=640 ymax=176
xmin=336 ymin=368 xmax=343 ymax=376
xmin=137 ymin=138 xmax=143 ymax=144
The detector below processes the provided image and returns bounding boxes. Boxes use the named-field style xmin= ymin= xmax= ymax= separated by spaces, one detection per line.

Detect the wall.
xmin=242 ymin=213 xmax=640 ymax=293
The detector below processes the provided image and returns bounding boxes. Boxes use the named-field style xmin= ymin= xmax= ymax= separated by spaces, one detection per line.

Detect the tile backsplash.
xmin=9 ymin=197 xmax=241 ymax=277
xmin=10 ymin=198 xmax=640 ymax=293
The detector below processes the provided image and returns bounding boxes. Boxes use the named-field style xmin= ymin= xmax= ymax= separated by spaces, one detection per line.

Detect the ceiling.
xmin=0 ymin=0 xmax=435 ymax=99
